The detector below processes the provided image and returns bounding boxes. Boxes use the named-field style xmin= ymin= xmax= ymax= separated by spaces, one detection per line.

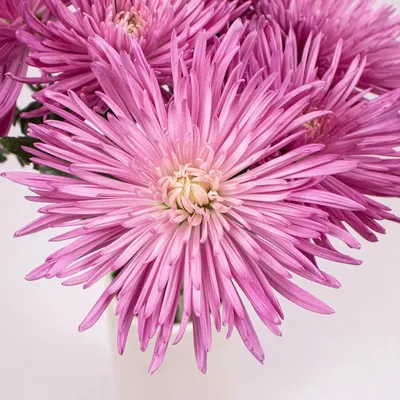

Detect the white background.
xmin=1 ymin=1 xmax=400 ymax=399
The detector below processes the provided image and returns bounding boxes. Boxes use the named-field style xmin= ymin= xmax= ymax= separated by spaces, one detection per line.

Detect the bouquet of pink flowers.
xmin=1 ymin=0 xmax=400 ymax=373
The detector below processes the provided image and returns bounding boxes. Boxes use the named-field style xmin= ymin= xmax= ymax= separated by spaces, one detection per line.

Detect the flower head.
xmin=4 ymin=22 xmax=365 ymax=372
xmin=255 ymin=0 xmax=400 ymax=93
xmin=0 ymin=0 xmax=45 ymax=136
xmin=18 ymin=0 xmax=245 ymax=113
xmin=250 ymin=21 xmax=400 ymax=242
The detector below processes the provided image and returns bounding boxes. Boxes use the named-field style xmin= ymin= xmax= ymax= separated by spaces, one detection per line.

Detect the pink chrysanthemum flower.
xmin=254 ymin=0 xmax=400 ymax=93
xmin=0 ymin=0 xmax=45 ymax=136
xmin=3 ymin=22 xmax=366 ymax=372
xmin=18 ymin=0 xmax=246 ymax=113
xmin=249 ymin=21 xmax=400 ymax=243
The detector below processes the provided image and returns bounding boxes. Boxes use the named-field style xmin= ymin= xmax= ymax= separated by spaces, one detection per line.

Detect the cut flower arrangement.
xmin=1 ymin=0 xmax=400 ymax=374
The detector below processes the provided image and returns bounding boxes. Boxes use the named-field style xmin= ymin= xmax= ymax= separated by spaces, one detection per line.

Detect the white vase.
xmin=108 ymin=300 xmax=241 ymax=400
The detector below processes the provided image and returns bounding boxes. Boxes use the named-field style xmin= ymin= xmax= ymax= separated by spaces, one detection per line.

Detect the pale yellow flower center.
xmin=113 ymin=9 xmax=145 ymax=36
xmin=304 ymin=118 xmax=323 ymax=141
xmin=157 ymin=164 xmax=227 ymax=226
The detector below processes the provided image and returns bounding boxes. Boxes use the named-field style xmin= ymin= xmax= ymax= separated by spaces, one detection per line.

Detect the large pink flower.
xmin=254 ymin=0 xmax=400 ymax=93
xmin=3 ymin=22 xmax=365 ymax=372
xmin=18 ymin=0 xmax=246 ymax=113
xmin=250 ymin=21 xmax=400 ymax=243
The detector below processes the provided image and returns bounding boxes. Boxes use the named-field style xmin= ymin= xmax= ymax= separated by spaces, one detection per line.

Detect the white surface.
xmin=109 ymin=308 xmax=240 ymax=400
xmin=1 ymin=1 xmax=400 ymax=399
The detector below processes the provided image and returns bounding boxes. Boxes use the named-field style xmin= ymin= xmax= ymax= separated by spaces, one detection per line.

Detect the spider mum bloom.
xmin=18 ymin=0 xmax=246 ymax=113
xmin=250 ymin=21 xmax=400 ymax=243
xmin=0 ymin=0 xmax=46 ymax=136
xmin=3 ymin=22 xmax=365 ymax=373
xmin=254 ymin=0 xmax=400 ymax=93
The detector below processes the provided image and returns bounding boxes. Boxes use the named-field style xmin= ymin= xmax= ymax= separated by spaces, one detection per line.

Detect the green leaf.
xmin=17 ymin=102 xmax=44 ymax=135
xmin=1 ymin=99 xmax=69 ymax=173
xmin=13 ymin=101 xmax=66 ymax=136
xmin=0 ymin=149 xmax=8 ymax=163
xmin=13 ymin=107 xmax=21 ymax=127
xmin=0 ymin=137 xmax=37 ymax=166
xmin=0 ymin=137 xmax=72 ymax=176
xmin=28 ymin=84 xmax=45 ymax=93
xmin=33 ymin=164 xmax=71 ymax=177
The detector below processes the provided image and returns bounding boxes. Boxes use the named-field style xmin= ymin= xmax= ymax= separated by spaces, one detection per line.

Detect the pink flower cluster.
xmin=2 ymin=0 xmax=400 ymax=373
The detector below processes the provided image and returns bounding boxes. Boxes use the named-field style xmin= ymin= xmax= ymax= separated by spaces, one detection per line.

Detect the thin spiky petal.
xmin=0 ymin=0 xmax=45 ymax=135
xmin=250 ymin=20 xmax=400 ymax=243
xmin=254 ymin=0 xmax=400 ymax=93
xmin=17 ymin=0 xmax=240 ymax=114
